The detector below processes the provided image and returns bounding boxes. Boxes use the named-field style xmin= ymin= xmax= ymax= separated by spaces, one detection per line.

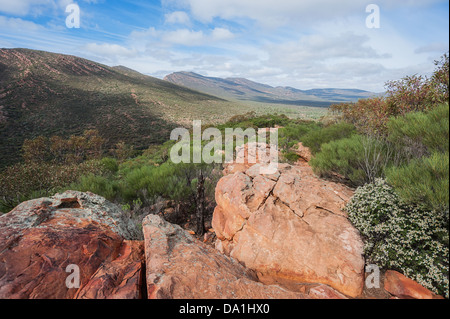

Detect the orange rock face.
xmin=213 ymin=160 xmax=365 ymax=298
xmin=384 ymin=270 xmax=445 ymax=299
xmin=143 ymin=214 xmax=313 ymax=299
xmin=0 ymin=191 xmax=143 ymax=299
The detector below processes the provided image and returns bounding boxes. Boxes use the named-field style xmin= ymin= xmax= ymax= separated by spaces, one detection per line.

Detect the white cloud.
xmin=0 ymin=0 xmax=50 ymax=16
xmin=165 ymin=11 xmax=191 ymax=25
xmin=0 ymin=0 xmax=78 ymax=16
xmin=165 ymin=0 xmax=444 ymax=27
xmin=0 ymin=15 xmax=46 ymax=31
xmin=211 ymin=27 xmax=234 ymax=41
xmin=162 ymin=29 xmax=204 ymax=45
xmin=130 ymin=26 xmax=234 ymax=47
xmin=82 ymin=43 xmax=138 ymax=60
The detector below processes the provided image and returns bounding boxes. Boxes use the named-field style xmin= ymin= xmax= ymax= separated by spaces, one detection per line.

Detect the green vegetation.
xmin=386 ymin=152 xmax=449 ymax=212
xmin=346 ymin=179 xmax=448 ymax=298
xmin=276 ymin=53 xmax=449 ymax=296
xmin=331 ymin=53 xmax=449 ymax=135
xmin=310 ymin=134 xmax=391 ymax=186
xmin=301 ymin=122 xmax=356 ymax=155
xmin=0 ymin=160 xmax=106 ymax=213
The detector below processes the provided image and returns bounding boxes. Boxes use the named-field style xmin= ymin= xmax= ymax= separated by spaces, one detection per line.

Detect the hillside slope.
xmin=164 ymin=71 xmax=378 ymax=106
xmin=0 ymin=49 xmax=235 ymax=168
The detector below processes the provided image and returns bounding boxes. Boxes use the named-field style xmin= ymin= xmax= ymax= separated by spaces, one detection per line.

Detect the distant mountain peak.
xmin=164 ymin=71 xmax=377 ymax=106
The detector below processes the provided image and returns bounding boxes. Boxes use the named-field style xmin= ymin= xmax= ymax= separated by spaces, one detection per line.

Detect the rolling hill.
xmin=0 ymin=48 xmax=240 ymax=168
xmin=164 ymin=71 xmax=378 ymax=106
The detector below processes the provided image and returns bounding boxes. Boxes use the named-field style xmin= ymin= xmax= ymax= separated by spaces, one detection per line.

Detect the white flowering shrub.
xmin=346 ymin=178 xmax=449 ymax=298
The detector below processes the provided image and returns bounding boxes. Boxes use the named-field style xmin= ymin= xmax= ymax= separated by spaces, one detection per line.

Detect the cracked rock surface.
xmin=212 ymin=160 xmax=365 ymax=298
xmin=0 ymin=191 xmax=143 ymax=299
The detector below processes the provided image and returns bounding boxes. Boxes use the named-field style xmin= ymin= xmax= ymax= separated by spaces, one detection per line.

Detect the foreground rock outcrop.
xmin=0 ymin=159 xmax=443 ymax=299
xmin=0 ymin=191 xmax=143 ymax=299
xmin=213 ymin=155 xmax=365 ymax=297
xmin=143 ymin=214 xmax=314 ymax=299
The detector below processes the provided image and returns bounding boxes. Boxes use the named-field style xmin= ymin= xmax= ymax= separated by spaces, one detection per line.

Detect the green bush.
xmin=0 ymin=160 xmax=106 ymax=213
xmin=301 ymin=122 xmax=356 ymax=154
xmin=281 ymin=151 xmax=301 ymax=164
xmin=100 ymin=157 xmax=119 ymax=173
xmin=386 ymin=152 xmax=449 ymax=211
xmin=331 ymin=54 xmax=449 ymax=135
xmin=387 ymin=103 xmax=449 ymax=160
xmin=70 ymin=174 xmax=118 ymax=200
xmin=346 ymin=179 xmax=449 ymax=297
xmin=310 ymin=134 xmax=391 ymax=186
xmin=279 ymin=121 xmax=321 ymax=147
xmin=114 ymin=160 xmax=220 ymax=206
xmin=224 ymin=112 xmax=291 ymax=129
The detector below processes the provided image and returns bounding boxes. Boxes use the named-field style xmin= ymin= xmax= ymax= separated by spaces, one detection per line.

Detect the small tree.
xmin=22 ymin=136 xmax=49 ymax=163
xmin=112 ymin=141 xmax=135 ymax=161
xmin=195 ymin=169 xmax=206 ymax=236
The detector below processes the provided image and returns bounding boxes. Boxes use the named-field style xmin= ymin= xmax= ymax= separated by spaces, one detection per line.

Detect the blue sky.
xmin=0 ymin=0 xmax=448 ymax=92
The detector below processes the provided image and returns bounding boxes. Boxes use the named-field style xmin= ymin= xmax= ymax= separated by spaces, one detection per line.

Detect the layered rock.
xmin=0 ymin=191 xmax=142 ymax=299
xmin=213 ymin=161 xmax=365 ymax=298
xmin=75 ymin=240 xmax=145 ymax=299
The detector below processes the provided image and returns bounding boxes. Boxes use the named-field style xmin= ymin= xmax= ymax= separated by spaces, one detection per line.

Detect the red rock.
xmin=213 ymin=156 xmax=365 ymax=298
xmin=0 ymin=191 xmax=142 ymax=299
xmin=143 ymin=214 xmax=311 ymax=299
xmin=223 ymin=142 xmax=278 ymax=175
xmin=296 ymin=142 xmax=312 ymax=162
xmin=384 ymin=270 xmax=445 ymax=299
xmin=75 ymin=241 xmax=145 ymax=299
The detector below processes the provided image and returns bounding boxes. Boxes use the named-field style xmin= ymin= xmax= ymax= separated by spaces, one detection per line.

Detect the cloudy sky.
xmin=0 ymin=0 xmax=448 ymax=92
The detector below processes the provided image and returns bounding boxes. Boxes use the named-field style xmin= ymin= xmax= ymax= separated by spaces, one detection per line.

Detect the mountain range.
xmin=0 ymin=48 xmax=376 ymax=168
xmin=0 ymin=48 xmax=237 ymax=168
xmin=164 ymin=71 xmax=378 ymax=107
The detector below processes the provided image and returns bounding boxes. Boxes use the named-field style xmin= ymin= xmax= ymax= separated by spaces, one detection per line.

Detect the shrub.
xmin=100 ymin=157 xmax=119 ymax=173
xmin=70 ymin=174 xmax=118 ymax=200
xmin=310 ymin=134 xmax=391 ymax=186
xmin=331 ymin=53 xmax=449 ymax=135
xmin=22 ymin=130 xmax=106 ymax=164
xmin=225 ymin=112 xmax=291 ymax=129
xmin=278 ymin=121 xmax=322 ymax=160
xmin=301 ymin=122 xmax=356 ymax=154
xmin=0 ymin=160 xmax=106 ymax=213
xmin=281 ymin=151 xmax=301 ymax=164
xmin=386 ymin=152 xmax=449 ymax=212
xmin=387 ymin=103 xmax=449 ymax=160
xmin=346 ymin=179 xmax=449 ymax=297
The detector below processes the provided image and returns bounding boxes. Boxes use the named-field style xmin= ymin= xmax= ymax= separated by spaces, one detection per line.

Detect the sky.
xmin=0 ymin=0 xmax=448 ymax=92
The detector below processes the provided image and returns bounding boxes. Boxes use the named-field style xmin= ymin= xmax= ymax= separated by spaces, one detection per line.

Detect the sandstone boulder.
xmin=223 ymin=141 xmax=278 ymax=176
xmin=213 ymin=162 xmax=365 ymax=298
xmin=143 ymin=214 xmax=314 ymax=299
xmin=0 ymin=191 xmax=142 ymax=299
